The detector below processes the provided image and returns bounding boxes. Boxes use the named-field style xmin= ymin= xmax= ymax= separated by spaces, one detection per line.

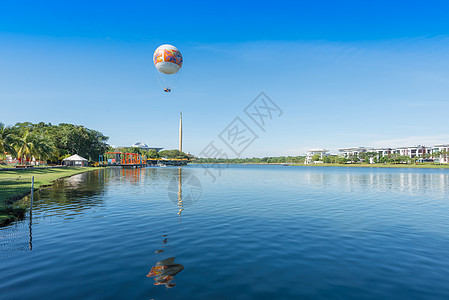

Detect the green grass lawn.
xmin=0 ymin=164 xmax=54 ymax=169
xmin=0 ymin=167 xmax=99 ymax=226
xmin=0 ymin=164 xmax=16 ymax=169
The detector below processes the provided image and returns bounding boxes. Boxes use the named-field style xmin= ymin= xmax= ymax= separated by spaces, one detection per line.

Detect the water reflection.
xmin=147 ymin=257 xmax=184 ymax=288
xmin=177 ymin=168 xmax=183 ymax=221
xmin=99 ymin=167 xmax=143 ymax=185
xmin=167 ymin=168 xmax=202 ymax=222
xmin=28 ymin=207 xmax=32 ymax=251
xmin=146 ymin=168 xmax=194 ymax=289
xmin=300 ymin=170 xmax=449 ymax=197
xmin=113 ymin=168 xmax=143 ymax=184
xmin=33 ymin=170 xmax=107 ymax=219
xmin=148 ymin=234 xmax=184 ymax=288
xmin=0 ymin=220 xmax=31 ymax=258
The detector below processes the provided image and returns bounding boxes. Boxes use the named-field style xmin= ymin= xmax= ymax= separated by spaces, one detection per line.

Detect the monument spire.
xmin=179 ymin=110 xmax=183 ymax=152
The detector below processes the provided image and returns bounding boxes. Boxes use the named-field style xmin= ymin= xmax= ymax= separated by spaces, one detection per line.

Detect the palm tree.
xmin=0 ymin=122 xmax=17 ymax=160
xmin=440 ymin=149 xmax=449 ymax=164
xmin=33 ymin=134 xmax=57 ymax=164
xmin=431 ymin=150 xmax=439 ymax=164
xmin=15 ymin=130 xmax=37 ymax=165
xmin=389 ymin=153 xmax=399 ymax=164
xmin=365 ymin=151 xmax=377 ymax=164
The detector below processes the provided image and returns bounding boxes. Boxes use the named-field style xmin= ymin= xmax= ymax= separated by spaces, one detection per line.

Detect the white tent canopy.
xmin=63 ymin=154 xmax=88 ymax=161
xmin=62 ymin=154 xmax=88 ymax=166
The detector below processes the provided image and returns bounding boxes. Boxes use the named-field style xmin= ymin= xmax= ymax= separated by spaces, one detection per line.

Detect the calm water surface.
xmin=1 ymin=165 xmax=449 ymax=299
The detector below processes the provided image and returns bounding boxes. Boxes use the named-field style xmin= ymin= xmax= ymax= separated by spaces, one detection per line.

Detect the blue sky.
xmin=1 ymin=1 xmax=449 ymax=157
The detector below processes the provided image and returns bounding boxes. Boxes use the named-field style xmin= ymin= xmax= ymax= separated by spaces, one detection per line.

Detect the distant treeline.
xmin=194 ymin=156 xmax=305 ymax=164
xmin=115 ymin=147 xmax=189 ymax=160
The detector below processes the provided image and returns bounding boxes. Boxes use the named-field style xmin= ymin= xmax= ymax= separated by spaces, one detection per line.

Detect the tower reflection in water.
xmin=167 ymin=167 xmax=202 ymax=223
xmin=177 ymin=167 xmax=183 ymax=221
xmin=147 ymin=168 xmax=199 ymax=288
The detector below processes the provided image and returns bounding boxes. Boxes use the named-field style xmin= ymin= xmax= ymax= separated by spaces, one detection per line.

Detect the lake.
xmin=1 ymin=165 xmax=449 ymax=299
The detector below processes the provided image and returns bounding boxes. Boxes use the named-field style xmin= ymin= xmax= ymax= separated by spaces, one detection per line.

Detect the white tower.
xmin=179 ymin=111 xmax=183 ymax=152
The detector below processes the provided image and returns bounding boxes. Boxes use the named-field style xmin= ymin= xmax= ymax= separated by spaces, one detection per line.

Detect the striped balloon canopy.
xmin=153 ymin=44 xmax=183 ymax=75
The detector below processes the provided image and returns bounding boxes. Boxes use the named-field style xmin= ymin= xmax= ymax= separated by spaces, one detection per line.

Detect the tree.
xmin=15 ymin=130 xmax=37 ymax=165
xmin=146 ymin=149 xmax=160 ymax=158
xmin=337 ymin=157 xmax=347 ymax=164
xmin=431 ymin=151 xmax=439 ymax=163
xmin=442 ymin=150 xmax=449 ymax=164
xmin=388 ymin=153 xmax=400 ymax=164
xmin=434 ymin=149 xmax=448 ymax=165
xmin=129 ymin=147 xmax=142 ymax=154
xmin=55 ymin=124 xmax=108 ymax=162
xmin=311 ymin=153 xmax=321 ymax=162
xmin=0 ymin=122 xmax=17 ymax=159
xmin=159 ymin=149 xmax=189 ymax=159
xmin=358 ymin=152 xmax=368 ymax=164
xmin=33 ymin=134 xmax=58 ymax=163
xmin=364 ymin=152 xmax=378 ymax=164
xmin=348 ymin=153 xmax=358 ymax=163
xmin=397 ymin=155 xmax=410 ymax=164
xmin=4 ymin=122 xmax=108 ymax=164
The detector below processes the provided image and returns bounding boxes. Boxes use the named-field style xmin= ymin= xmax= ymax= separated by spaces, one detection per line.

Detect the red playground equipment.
xmin=99 ymin=152 xmax=145 ymax=167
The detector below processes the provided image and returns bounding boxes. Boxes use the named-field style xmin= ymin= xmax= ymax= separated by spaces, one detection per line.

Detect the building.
xmin=338 ymin=147 xmax=374 ymax=158
xmin=131 ymin=142 xmax=163 ymax=152
xmin=308 ymin=143 xmax=448 ymax=164
xmin=305 ymin=149 xmax=329 ymax=164
xmin=372 ymin=148 xmax=396 ymax=157
xmin=432 ymin=144 xmax=449 ymax=164
xmin=396 ymin=145 xmax=430 ymax=158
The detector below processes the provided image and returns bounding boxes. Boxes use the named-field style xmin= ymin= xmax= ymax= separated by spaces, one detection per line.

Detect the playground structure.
xmin=96 ymin=152 xmax=189 ymax=167
xmin=98 ymin=152 xmax=146 ymax=168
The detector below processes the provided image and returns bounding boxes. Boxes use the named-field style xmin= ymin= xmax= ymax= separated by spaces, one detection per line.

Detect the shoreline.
xmin=191 ymin=162 xmax=449 ymax=169
xmin=0 ymin=167 xmax=101 ymax=226
xmin=290 ymin=163 xmax=449 ymax=169
xmin=190 ymin=162 xmax=289 ymax=165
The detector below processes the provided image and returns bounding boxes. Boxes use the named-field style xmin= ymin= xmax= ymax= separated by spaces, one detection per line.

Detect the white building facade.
xmin=338 ymin=147 xmax=374 ymax=159
xmin=432 ymin=144 xmax=449 ymax=164
xmin=305 ymin=149 xmax=329 ymax=164
xmin=396 ymin=145 xmax=430 ymax=158
xmin=372 ymin=148 xmax=396 ymax=157
xmin=305 ymin=143 xmax=448 ymax=164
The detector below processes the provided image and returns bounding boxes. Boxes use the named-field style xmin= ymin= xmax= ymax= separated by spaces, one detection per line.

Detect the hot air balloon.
xmin=153 ymin=44 xmax=183 ymax=92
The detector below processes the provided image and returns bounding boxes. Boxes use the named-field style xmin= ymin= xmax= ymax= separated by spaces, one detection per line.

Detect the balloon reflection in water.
xmin=146 ymin=257 xmax=184 ymax=288
xmin=147 ymin=234 xmax=184 ymax=288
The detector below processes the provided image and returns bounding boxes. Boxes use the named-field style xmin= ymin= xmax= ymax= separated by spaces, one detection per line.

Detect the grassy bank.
xmin=290 ymin=163 xmax=449 ymax=169
xmin=192 ymin=162 xmax=449 ymax=168
xmin=0 ymin=167 xmax=99 ymax=226
xmin=0 ymin=164 xmax=58 ymax=169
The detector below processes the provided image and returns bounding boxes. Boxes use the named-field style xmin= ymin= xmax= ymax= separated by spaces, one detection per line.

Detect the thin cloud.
xmin=371 ymin=135 xmax=449 ymax=148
